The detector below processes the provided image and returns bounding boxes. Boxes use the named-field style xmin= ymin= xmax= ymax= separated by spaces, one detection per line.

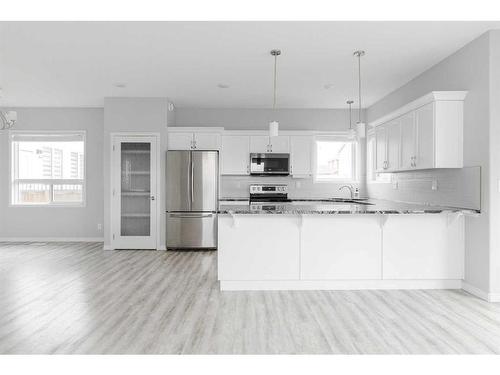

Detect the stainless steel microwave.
xmin=250 ymin=153 xmax=290 ymax=176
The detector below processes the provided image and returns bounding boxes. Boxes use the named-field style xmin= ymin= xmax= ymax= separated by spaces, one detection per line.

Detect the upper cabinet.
xmin=290 ymin=136 xmax=313 ymax=177
xmin=250 ymin=135 xmax=289 ymax=153
xmin=168 ymin=129 xmax=222 ymax=150
xmin=370 ymin=91 xmax=467 ymax=172
xmin=221 ymin=135 xmax=250 ymax=175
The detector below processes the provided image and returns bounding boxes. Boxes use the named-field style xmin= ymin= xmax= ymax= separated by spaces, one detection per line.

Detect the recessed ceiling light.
xmin=324 ymin=83 xmax=334 ymax=89
xmin=114 ymin=83 xmax=127 ymax=88
xmin=217 ymin=84 xmax=230 ymax=89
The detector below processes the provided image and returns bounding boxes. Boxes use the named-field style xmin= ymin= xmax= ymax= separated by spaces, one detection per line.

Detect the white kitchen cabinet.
xmin=399 ymin=112 xmax=415 ymax=170
xmin=375 ymin=126 xmax=387 ymax=172
xmin=167 ymin=132 xmax=193 ymax=150
xmin=218 ymin=215 xmax=300 ymax=280
xmin=250 ymin=135 xmax=289 ymax=153
xmin=221 ymin=135 xmax=250 ymax=175
xmin=168 ymin=131 xmax=221 ymax=150
xmin=194 ymin=132 xmax=221 ymax=150
xmin=270 ymin=136 xmax=290 ymax=153
xmin=290 ymin=136 xmax=313 ymax=176
xmin=375 ymin=121 xmax=400 ymax=172
xmin=250 ymin=136 xmax=270 ymax=153
xmin=370 ymin=91 xmax=466 ymax=172
xmin=415 ymin=102 xmax=435 ymax=169
xmin=300 ymin=215 xmax=382 ymax=280
xmin=386 ymin=121 xmax=401 ymax=171
xmin=383 ymin=214 xmax=464 ymax=279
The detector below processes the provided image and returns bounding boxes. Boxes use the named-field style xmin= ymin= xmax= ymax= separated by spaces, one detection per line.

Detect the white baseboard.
xmin=220 ymin=279 xmax=462 ymax=291
xmin=462 ymin=281 xmax=500 ymax=302
xmin=103 ymin=244 xmax=114 ymax=250
xmin=157 ymin=245 xmax=167 ymax=251
xmin=0 ymin=237 xmax=104 ymax=242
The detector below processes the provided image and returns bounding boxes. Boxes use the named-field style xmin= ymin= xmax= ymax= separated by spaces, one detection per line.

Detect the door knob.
xmin=151 ymin=196 xmax=155 ymax=201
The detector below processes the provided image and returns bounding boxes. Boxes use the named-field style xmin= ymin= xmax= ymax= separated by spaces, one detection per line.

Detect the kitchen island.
xmin=217 ymin=199 xmax=479 ymax=291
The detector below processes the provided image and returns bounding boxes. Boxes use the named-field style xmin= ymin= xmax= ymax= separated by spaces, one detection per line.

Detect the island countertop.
xmin=218 ymin=198 xmax=480 ymax=215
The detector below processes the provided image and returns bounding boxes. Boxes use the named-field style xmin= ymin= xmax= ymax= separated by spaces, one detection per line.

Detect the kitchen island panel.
xmin=300 ymin=215 xmax=382 ymax=280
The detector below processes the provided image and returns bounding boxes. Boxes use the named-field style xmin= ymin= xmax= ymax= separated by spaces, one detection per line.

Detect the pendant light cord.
xmin=273 ymin=53 xmax=277 ymax=110
xmin=357 ymin=53 xmax=362 ymax=123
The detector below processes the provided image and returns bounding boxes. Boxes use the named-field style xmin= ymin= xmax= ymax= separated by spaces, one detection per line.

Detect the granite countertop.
xmin=218 ymin=198 xmax=480 ymax=215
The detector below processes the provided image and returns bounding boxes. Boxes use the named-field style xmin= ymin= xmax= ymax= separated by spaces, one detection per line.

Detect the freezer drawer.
xmin=166 ymin=212 xmax=217 ymax=249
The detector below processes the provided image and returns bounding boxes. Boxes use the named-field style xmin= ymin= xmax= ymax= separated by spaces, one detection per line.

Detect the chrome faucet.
xmin=339 ymin=185 xmax=354 ymax=199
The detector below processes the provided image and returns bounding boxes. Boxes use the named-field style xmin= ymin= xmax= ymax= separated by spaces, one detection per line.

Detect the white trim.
xmin=369 ymin=91 xmax=468 ymax=128
xmin=0 ymin=237 xmax=104 ymax=242
xmin=220 ymin=279 xmax=462 ymax=291
xmin=222 ymin=129 xmax=353 ymax=136
xmin=168 ymin=127 xmax=224 ymax=133
xmin=461 ymin=281 xmax=500 ymax=302
xmin=312 ymin=135 xmax=358 ymax=184
xmin=157 ymin=245 xmax=167 ymax=251
xmin=9 ymin=130 xmax=87 ymax=207
xmin=109 ymin=132 xmax=161 ymax=250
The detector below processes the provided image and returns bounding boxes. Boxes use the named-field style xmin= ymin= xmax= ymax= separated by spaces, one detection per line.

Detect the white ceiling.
xmin=1 ymin=21 xmax=499 ymax=108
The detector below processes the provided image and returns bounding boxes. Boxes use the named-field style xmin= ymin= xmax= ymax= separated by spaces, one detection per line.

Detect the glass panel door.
xmin=120 ymin=142 xmax=151 ymax=237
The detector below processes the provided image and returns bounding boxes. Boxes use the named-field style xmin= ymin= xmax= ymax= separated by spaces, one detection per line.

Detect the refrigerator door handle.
xmin=191 ymin=152 xmax=194 ymax=205
xmin=168 ymin=213 xmax=214 ymax=218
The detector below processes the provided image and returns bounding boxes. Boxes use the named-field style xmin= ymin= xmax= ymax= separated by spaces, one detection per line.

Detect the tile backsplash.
xmin=367 ymin=166 xmax=481 ymax=210
xmin=221 ymin=175 xmax=364 ymax=200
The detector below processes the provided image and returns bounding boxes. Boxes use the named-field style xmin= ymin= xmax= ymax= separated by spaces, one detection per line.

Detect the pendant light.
xmin=353 ymin=50 xmax=366 ymax=138
xmin=269 ymin=49 xmax=281 ymax=137
xmin=346 ymin=100 xmax=356 ymax=139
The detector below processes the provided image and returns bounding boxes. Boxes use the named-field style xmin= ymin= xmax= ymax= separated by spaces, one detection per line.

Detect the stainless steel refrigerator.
xmin=166 ymin=150 xmax=219 ymax=249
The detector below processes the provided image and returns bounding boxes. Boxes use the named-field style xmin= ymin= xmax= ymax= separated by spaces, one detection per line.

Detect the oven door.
xmin=250 ymin=153 xmax=289 ymax=175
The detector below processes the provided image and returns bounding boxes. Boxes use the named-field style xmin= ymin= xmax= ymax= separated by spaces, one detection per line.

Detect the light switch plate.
xmin=392 ymin=181 xmax=398 ymax=190
xmin=296 ymin=181 xmax=301 ymax=188
xmin=432 ymin=180 xmax=438 ymax=191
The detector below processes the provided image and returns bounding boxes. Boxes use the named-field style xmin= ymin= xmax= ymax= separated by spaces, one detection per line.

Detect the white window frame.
xmin=313 ymin=135 xmax=358 ymax=183
xmin=9 ymin=130 xmax=87 ymax=207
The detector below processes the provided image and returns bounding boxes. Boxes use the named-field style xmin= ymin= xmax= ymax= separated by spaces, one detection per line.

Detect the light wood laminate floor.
xmin=1 ymin=241 xmax=500 ymax=354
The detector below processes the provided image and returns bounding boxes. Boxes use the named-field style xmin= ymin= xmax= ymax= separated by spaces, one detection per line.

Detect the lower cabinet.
xmin=218 ymin=213 xmax=465 ymax=285
xmin=382 ymin=214 xmax=464 ymax=279
xmin=300 ymin=215 xmax=382 ymax=280
xmin=218 ymin=215 xmax=300 ymax=280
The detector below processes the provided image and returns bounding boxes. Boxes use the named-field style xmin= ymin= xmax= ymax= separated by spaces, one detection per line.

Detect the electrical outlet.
xmin=97 ymin=223 xmax=103 ymax=231
xmin=431 ymin=180 xmax=438 ymax=191
xmin=392 ymin=181 xmax=398 ymax=190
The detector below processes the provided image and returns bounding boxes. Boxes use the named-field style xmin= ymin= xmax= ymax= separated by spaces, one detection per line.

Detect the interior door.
xmin=113 ymin=136 xmax=157 ymax=249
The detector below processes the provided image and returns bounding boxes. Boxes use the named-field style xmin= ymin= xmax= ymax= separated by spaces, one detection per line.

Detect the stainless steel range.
xmin=249 ymin=184 xmax=289 ymax=202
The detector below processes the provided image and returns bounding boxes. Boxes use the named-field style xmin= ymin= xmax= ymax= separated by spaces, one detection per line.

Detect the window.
xmin=11 ymin=132 xmax=86 ymax=206
xmin=314 ymin=137 xmax=356 ymax=182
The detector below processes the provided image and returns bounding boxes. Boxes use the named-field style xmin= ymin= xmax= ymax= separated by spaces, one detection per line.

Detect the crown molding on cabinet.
xmin=369 ymin=91 xmax=468 ymax=128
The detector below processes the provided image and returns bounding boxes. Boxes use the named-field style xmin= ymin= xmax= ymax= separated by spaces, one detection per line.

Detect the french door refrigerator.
xmin=166 ymin=150 xmax=219 ymax=249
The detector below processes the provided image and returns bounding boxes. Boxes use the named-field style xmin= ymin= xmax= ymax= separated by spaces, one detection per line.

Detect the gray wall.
xmin=175 ymin=107 xmax=368 ymax=198
xmin=103 ymin=98 xmax=171 ymax=248
xmin=489 ymin=30 xmax=500 ymax=295
xmin=366 ymin=32 xmax=491 ymax=293
xmin=175 ymin=108 xmax=360 ymax=131
xmin=0 ymin=107 xmax=104 ymax=239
